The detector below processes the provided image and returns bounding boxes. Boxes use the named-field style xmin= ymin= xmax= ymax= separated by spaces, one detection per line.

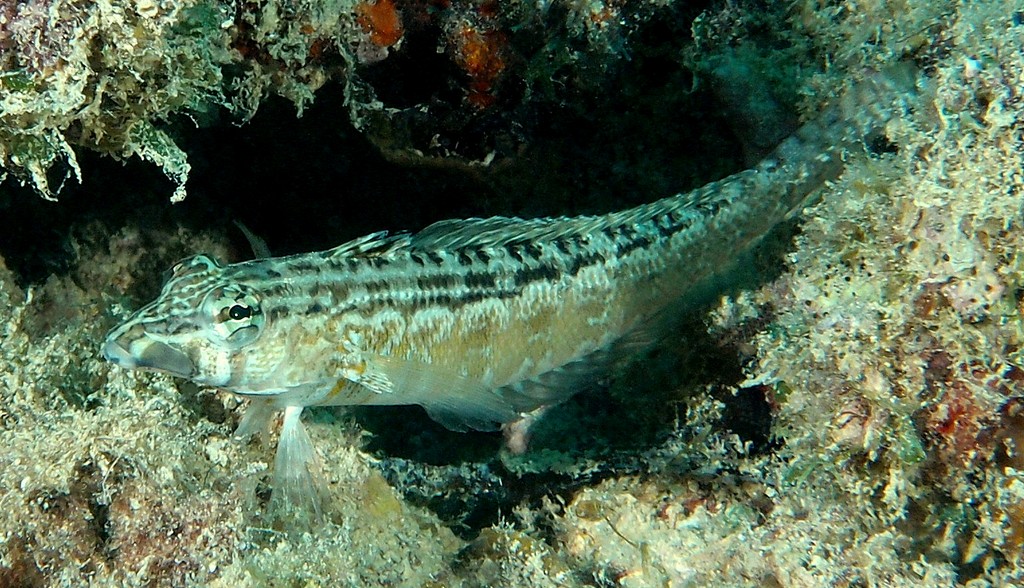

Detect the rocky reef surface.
xmin=2 ymin=0 xmax=1024 ymax=586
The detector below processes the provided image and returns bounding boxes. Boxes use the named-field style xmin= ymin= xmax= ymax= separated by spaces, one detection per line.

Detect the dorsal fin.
xmin=233 ymin=220 xmax=272 ymax=259
xmin=410 ymin=215 xmax=608 ymax=251
xmin=325 ymin=231 xmax=410 ymax=259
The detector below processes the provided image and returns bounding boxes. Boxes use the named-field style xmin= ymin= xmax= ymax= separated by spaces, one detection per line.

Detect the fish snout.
xmin=103 ymin=323 xmax=195 ymax=378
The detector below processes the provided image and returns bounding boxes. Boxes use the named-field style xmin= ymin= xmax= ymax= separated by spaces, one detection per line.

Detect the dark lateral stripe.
xmin=326 ymin=285 xmax=529 ymax=317
xmin=513 ymin=264 xmax=561 ymax=287
xmin=264 ymin=258 xmax=575 ymax=321
xmin=417 ymin=274 xmax=460 ymax=291
xmin=464 ymin=271 xmax=498 ymax=289
xmin=251 ymin=207 xmax=708 ymax=322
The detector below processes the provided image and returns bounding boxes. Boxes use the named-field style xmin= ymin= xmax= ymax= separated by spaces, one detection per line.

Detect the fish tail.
xmin=749 ymin=61 xmax=924 ymax=219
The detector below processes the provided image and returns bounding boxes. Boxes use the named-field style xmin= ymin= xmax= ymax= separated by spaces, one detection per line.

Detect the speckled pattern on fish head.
xmin=103 ymin=253 xmax=278 ymax=391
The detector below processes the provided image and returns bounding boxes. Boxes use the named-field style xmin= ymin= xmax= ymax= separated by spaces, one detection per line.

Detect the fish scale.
xmin=102 ymin=67 xmax=917 ymax=512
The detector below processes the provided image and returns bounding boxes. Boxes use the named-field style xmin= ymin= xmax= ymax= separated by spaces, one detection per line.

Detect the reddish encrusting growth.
xmin=450 ymin=21 xmax=507 ymax=108
xmin=357 ymin=0 xmax=404 ymax=47
xmin=921 ymin=358 xmax=1024 ymax=468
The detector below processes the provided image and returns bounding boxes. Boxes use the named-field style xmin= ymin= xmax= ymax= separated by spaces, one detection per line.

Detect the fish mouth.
xmin=103 ymin=326 xmax=195 ymax=378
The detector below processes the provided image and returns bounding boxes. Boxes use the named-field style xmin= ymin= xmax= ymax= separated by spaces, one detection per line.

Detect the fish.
xmin=102 ymin=67 xmax=917 ymax=514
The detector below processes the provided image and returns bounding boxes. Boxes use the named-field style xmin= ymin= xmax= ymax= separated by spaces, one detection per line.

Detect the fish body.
xmin=102 ymin=68 xmax=914 ymax=510
xmin=102 ymin=160 xmax=823 ymax=427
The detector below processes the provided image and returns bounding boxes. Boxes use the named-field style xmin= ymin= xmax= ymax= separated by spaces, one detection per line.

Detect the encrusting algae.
xmin=3 ymin=0 xmax=1024 ymax=586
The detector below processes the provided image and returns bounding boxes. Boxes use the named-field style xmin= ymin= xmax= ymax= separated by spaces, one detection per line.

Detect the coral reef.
xmin=2 ymin=0 xmax=1024 ymax=586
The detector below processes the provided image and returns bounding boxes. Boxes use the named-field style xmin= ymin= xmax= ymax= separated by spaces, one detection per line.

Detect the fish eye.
xmin=202 ymin=285 xmax=265 ymax=346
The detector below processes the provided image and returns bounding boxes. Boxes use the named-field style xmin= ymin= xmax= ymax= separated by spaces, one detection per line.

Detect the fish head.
xmin=103 ymin=253 xmax=269 ymax=389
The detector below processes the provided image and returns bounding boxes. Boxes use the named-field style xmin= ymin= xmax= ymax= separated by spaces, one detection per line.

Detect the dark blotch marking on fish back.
xmin=653 ymin=213 xmax=692 ymax=239
xmin=568 ymin=252 xmax=606 ymax=277
xmin=505 ymin=244 xmax=524 ymax=263
xmin=615 ymin=234 xmax=655 ymax=257
xmin=523 ymin=243 xmax=543 ymax=260
xmin=291 ymin=260 xmax=325 ymax=275
xmin=618 ymin=225 xmax=637 ymax=241
xmin=260 ymin=283 xmax=293 ymax=302
xmin=694 ymin=200 xmax=722 ymax=217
